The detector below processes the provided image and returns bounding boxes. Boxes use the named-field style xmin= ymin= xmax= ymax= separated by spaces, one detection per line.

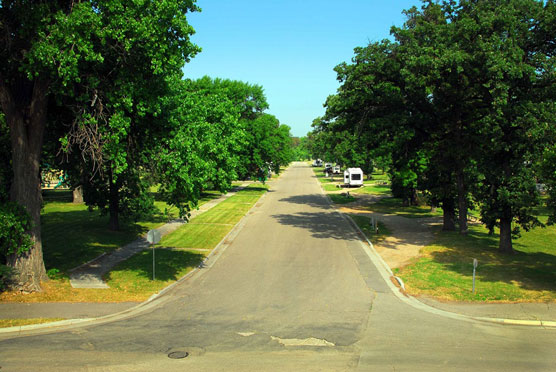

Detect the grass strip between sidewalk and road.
xmin=0 ymin=184 xmax=268 ymax=304
xmin=0 ymin=318 xmax=66 ymax=328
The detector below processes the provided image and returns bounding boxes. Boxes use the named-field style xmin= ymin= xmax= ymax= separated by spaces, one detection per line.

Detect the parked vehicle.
xmin=343 ymin=168 xmax=364 ymax=187
xmin=332 ymin=165 xmax=341 ymax=174
xmin=312 ymin=159 xmax=323 ymax=167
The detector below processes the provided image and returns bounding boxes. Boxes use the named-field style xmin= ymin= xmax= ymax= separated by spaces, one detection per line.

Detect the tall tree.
xmin=462 ymin=0 xmax=556 ymax=253
xmin=0 ymin=0 xmax=199 ymax=291
xmin=157 ymin=79 xmax=243 ymax=217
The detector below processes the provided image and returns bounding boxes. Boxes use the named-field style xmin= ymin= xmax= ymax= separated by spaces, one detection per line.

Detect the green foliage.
xmin=0 ymin=202 xmax=34 ymax=289
xmin=313 ymin=0 xmax=556 ymax=253
xmin=0 ymin=202 xmax=33 ymax=258
xmin=238 ymin=113 xmax=293 ymax=179
xmin=540 ymin=147 xmax=556 ymax=224
xmin=157 ymin=78 xmax=243 ymax=218
xmin=291 ymin=136 xmax=311 ymax=161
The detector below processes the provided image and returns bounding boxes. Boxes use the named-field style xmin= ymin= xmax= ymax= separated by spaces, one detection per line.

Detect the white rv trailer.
xmin=343 ymin=168 xmax=364 ymax=187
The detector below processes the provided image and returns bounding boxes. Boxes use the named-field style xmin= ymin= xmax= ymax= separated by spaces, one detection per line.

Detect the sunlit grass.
xmin=0 ymin=318 xmax=66 ymax=328
xmin=1 ymin=184 xmax=267 ymax=304
xmin=396 ymin=223 xmax=556 ymax=302
xmin=355 ymin=184 xmax=392 ymax=196
xmin=323 ymin=184 xmax=341 ymax=192
xmin=159 ymin=223 xmax=233 ymax=249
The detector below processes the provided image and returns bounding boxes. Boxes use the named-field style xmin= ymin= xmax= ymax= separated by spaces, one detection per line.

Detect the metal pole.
xmin=472 ymin=267 xmax=476 ymax=293
xmin=472 ymin=258 xmax=478 ymax=293
xmin=152 ymin=243 xmax=155 ymax=281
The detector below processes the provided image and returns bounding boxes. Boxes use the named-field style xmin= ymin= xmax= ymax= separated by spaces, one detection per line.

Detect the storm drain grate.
xmin=168 ymin=351 xmax=189 ymax=359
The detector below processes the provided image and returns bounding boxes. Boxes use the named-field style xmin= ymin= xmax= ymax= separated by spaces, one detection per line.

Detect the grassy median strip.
xmin=0 ymin=184 xmax=267 ymax=304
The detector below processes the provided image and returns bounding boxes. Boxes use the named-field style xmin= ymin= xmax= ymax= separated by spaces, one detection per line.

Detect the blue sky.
xmin=183 ymin=0 xmax=419 ymax=137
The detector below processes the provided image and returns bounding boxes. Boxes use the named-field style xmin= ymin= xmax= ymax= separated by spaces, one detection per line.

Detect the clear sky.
xmin=183 ymin=0 xmax=419 ymax=137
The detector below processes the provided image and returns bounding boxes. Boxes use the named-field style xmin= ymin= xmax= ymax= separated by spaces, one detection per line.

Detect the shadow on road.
xmin=272 ymin=211 xmax=359 ymax=241
xmin=278 ymin=194 xmax=330 ymax=209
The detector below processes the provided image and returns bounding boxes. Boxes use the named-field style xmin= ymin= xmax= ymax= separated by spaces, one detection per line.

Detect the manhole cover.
xmin=168 ymin=351 xmax=189 ymax=359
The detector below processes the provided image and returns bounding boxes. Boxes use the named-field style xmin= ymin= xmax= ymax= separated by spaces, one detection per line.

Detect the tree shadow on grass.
xmin=106 ymin=249 xmax=205 ymax=282
xmin=427 ymin=228 xmax=556 ymax=293
xmin=238 ymin=186 xmax=271 ymax=194
xmin=42 ymin=209 xmax=152 ymax=273
xmin=272 ymin=211 xmax=359 ymax=241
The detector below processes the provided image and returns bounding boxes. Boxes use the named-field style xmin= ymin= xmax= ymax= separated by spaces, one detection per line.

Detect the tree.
xmin=463 ymin=0 xmax=556 ymax=253
xmin=156 ymin=79 xmax=243 ymax=217
xmin=291 ymin=136 xmax=311 ymax=161
xmin=0 ymin=0 xmax=200 ymax=291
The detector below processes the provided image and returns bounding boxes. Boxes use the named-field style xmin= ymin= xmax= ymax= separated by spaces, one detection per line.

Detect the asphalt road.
xmin=0 ymin=162 xmax=555 ymax=371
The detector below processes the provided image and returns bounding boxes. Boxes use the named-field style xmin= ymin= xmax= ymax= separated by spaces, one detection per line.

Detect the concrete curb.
xmin=316 ymin=175 xmax=556 ymax=329
xmin=0 ymin=184 xmax=270 ymax=337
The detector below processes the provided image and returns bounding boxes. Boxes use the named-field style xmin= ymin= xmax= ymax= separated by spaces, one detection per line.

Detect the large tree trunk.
xmin=456 ymin=169 xmax=468 ymax=235
xmin=1 ymin=79 xmax=49 ymax=292
xmin=108 ymin=171 xmax=120 ymax=231
xmin=499 ymin=215 xmax=514 ymax=254
xmin=442 ymin=197 xmax=456 ymax=231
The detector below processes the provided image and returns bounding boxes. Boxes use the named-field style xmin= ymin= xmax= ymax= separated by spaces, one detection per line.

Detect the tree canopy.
xmin=312 ymin=0 xmax=556 ymax=254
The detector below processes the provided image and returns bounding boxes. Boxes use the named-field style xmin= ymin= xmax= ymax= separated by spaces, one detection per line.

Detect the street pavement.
xmin=0 ymin=162 xmax=555 ymax=371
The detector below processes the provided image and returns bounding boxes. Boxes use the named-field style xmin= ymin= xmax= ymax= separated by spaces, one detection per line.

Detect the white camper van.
xmin=344 ymin=168 xmax=364 ymax=187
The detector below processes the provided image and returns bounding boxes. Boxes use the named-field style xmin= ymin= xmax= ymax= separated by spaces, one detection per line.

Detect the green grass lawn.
xmin=40 ymin=188 xmax=230 ymax=274
xmin=323 ymin=184 xmax=341 ymax=192
xmin=0 ymin=184 xmax=267 ymax=305
xmin=355 ymin=184 xmax=392 ymax=196
xmin=329 ymin=193 xmax=356 ymax=204
xmin=41 ymin=202 xmax=168 ymax=273
xmin=368 ymin=197 xmax=442 ymax=218
xmin=105 ymin=249 xmax=205 ymax=292
xmin=350 ymin=214 xmax=391 ymax=245
xmin=396 ymin=209 xmax=556 ymax=302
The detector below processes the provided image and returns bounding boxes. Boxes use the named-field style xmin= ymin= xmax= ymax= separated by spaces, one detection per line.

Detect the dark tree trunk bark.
xmin=108 ymin=171 xmax=120 ymax=231
xmin=72 ymin=186 xmax=84 ymax=203
xmin=456 ymin=169 xmax=468 ymax=235
xmin=442 ymin=198 xmax=456 ymax=231
xmin=1 ymin=78 xmax=49 ymax=292
xmin=499 ymin=215 xmax=514 ymax=254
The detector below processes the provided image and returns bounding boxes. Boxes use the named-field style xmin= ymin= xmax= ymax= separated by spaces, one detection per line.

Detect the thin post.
xmin=152 ymin=243 xmax=156 ymax=281
xmin=472 ymin=259 xmax=478 ymax=293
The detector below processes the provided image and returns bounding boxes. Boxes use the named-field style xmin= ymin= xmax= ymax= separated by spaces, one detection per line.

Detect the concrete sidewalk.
xmin=417 ymin=296 xmax=556 ymax=322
